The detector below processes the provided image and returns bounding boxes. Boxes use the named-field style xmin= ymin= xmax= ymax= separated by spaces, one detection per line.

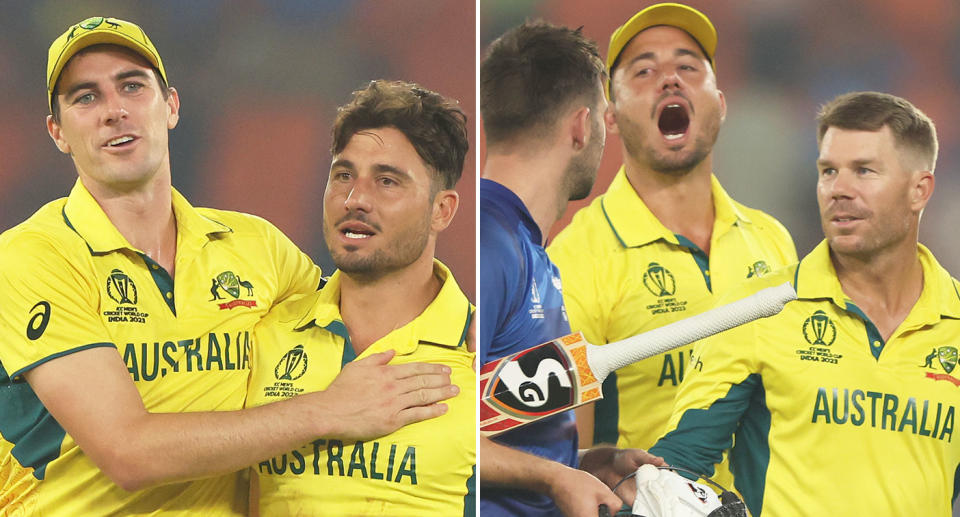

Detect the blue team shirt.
xmin=479 ymin=178 xmax=579 ymax=517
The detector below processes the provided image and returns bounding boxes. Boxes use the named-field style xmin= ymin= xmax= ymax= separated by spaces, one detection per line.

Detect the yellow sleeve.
xmin=259 ymin=218 xmax=324 ymax=301
xmin=548 ymin=229 xmax=608 ymax=347
xmin=0 ymin=233 xmax=114 ymax=379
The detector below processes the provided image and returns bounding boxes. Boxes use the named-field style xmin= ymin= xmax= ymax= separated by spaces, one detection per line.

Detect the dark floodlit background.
xmin=0 ymin=0 xmax=476 ymax=301
xmin=481 ymin=0 xmax=960 ymax=278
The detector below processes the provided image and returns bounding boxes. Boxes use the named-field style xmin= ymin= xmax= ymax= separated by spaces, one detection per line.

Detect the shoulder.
xmin=0 ymin=199 xmax=90 ymax=268
xmin=193 ymin=207 xmax=286 ymax=238
xmin=734 ymin=201 xmax=794 ymax=244
xmin=550 ymin=195 xmax=619 ymax=263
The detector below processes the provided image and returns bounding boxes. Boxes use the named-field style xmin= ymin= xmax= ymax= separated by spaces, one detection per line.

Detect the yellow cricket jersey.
xmin=0 ymin=179 xmax=322 ymax=516
xmin=548 ymin=168 xmax=796 ymax=483
xmin=248 ymin=260 xmax=476 ymax=517
xmin=651 ymin=242 xmax=960 ymax=516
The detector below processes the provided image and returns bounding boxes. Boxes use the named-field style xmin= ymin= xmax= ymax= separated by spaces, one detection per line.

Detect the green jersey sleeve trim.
xmin=730 ymin=374 xmax=771 ymax=517
xmin=9 ymin=342 xmax=117 ymax=382
xmin=462 ymin=465 xmax=476 ymax=517
xmin=650 ymin=374 xmax=763 ymax=498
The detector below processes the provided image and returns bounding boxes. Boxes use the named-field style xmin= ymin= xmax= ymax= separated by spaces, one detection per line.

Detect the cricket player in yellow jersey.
xmin=651 ymin=91 xmax=960 ymax=516
xmin=0 ymin=17 xmax=456 ymax=516
xmin=248 ymin=80 xmax=475 ymax=516
xmin=547 ymin=3 xmax=796 ymax=481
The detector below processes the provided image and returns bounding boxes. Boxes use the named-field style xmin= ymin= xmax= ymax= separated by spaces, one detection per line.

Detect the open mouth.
xmin=104 ymin=135 xmax=136 ymax=148
xmin=340 ymin=222 xmax=376 ymax=240
xmin=658 ymin=104 xmax=690 ymax=141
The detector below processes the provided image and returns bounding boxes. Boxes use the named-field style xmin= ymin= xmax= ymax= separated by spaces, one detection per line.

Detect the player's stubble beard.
xmin=562 ymin=111 xmax=605 ymax=202
xmin=326 ymin=202 xmax=432 ymax=282
xmin=819 ymin=186 xmax=913 ymax=262
xmin=616 ymin=94 xmax=722 ymax=176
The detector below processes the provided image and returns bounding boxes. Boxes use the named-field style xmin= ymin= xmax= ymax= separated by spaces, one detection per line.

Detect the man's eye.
xmin=123 ymin=82 xmax=144 ymax=93
xmin=75 ymin=93 xmax=95 ymax=105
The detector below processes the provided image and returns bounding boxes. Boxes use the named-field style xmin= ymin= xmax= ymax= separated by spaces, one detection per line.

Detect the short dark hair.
xmin=331 ymin=80 xmax=468 ymax=190
xmin=481 ymin=21 xmax=605 ymax=147
xmin=817 ymin=91 xmax=938 ymax=171
xmin=50 ymin=44 xmax=170 ymax=124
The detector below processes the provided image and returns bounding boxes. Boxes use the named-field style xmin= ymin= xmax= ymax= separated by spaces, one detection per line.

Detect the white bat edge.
xmin=588 ymin=282 xmax=796 ymax=381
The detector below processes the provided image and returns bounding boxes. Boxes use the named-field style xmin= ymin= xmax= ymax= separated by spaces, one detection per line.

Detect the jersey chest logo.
xmin=642 ymin=262 xmax=687 ymax=316
xmin=921 ymin=346 xmax=960 ymax=387
xmin=746 ymin=260 xmax=771 ymax=278
xmin=209 ymin=270 xmax=258 ymax=310
xmin=103 ymin=269 xmax=150 ymax=324
xmin=795 ymin=310 xmax=843 ymax=365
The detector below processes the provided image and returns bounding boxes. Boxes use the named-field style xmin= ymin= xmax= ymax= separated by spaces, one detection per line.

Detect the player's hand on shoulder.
xmin=548 ymin=465 xmax=624 ymax=517
xmin=314 ymin=349 xmax=458 ymax=440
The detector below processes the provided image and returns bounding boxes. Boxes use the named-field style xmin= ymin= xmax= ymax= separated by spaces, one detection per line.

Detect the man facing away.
xmin=248 ymin=80 xmax=475 ymax=516
xmin=548 ymin=4 xmax=796 ymax=487
xmin=651 ymin=91 xmax=960 ymax=516
xmin=0 ymin=17 xmax=455 ymax=516
xmin=480 ymin=21 xmax=663 ymax=517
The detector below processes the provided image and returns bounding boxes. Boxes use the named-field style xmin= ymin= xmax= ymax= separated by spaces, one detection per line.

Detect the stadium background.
xmin=0 ymin=0 xmax=476 ymax=301
xmin=481 ymin=0 xmax=960 ymax=279
xmin=482 ymin=1 xmax=960 ymax=514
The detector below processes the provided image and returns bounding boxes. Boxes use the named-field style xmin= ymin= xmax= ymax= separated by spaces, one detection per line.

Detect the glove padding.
xmin=631 ymin=464 xmax=722 ymax=517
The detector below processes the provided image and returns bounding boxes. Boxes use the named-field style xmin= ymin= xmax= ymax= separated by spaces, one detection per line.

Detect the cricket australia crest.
xmin=921 ymin=346 xmax=960 ymax=387
xmin=209 ymin=271 xmax=257 ymax=310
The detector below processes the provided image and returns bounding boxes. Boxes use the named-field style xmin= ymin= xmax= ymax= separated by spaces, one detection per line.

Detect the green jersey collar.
xmin=601 ymin=166 xmax=752 ymax=248
xmin=292 ymin=259 xmax=472 ymax=354
xmin=795 ymin=240 xmax=960 ymax=323
xmin=62 ymin=179 xmax=231 ymax=254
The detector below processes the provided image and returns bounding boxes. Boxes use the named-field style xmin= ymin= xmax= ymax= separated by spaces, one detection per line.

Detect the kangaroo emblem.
xmin=922 ymin=348 xmax=937 ymax=368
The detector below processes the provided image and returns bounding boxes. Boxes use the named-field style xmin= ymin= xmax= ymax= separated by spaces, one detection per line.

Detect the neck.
xmin=339 ymin=253 xmax=441 ymax=354
xmin=623 ymin=152 xmax=715 ymax=253
xmin=831 ymin=238 xmax=923 ymax=341
xmin=483 ymin=148 xmax=570 ymax=244
xmin=81 ymin=170 xmax=178 ymax=276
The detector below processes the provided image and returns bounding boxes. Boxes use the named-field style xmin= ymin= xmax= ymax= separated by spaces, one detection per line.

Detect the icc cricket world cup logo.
xmin=643 ymin=262 xmax=676 ymax=297
xmin=106 ymin=269 xmax=138 ymax=305
xmin=803 ymin=310 xmax=836 ymax=346
xmin=274 ymin=345 xmax=308 ymax=381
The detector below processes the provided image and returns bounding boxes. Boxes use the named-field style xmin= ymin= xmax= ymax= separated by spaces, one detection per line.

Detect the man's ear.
xmin=47 ymin=115 xmax=71 ymax=154
xmin=166 ymin=87 xmax=181 ymax=130
xmin=431 ymin=189 xmax=460 ymax=232
xmin=569 ymin=105 xmax=591 ymax=151
xmin=910 ymin=170 xmax=935 ymax=213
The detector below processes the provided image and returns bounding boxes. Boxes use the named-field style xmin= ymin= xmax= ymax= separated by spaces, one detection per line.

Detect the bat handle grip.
xmin=590 ymin=282 xmax=796 ymax=380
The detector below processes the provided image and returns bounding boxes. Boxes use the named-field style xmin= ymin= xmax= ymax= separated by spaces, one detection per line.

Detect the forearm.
xmin=479 ymin=436 xmax=572 ymax=496
xmin=97 ymin=392 xmax=331 ymax=491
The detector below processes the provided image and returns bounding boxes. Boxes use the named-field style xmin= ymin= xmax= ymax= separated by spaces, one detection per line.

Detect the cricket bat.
xmin=480 ymin=282 xmax=796 ymax=436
